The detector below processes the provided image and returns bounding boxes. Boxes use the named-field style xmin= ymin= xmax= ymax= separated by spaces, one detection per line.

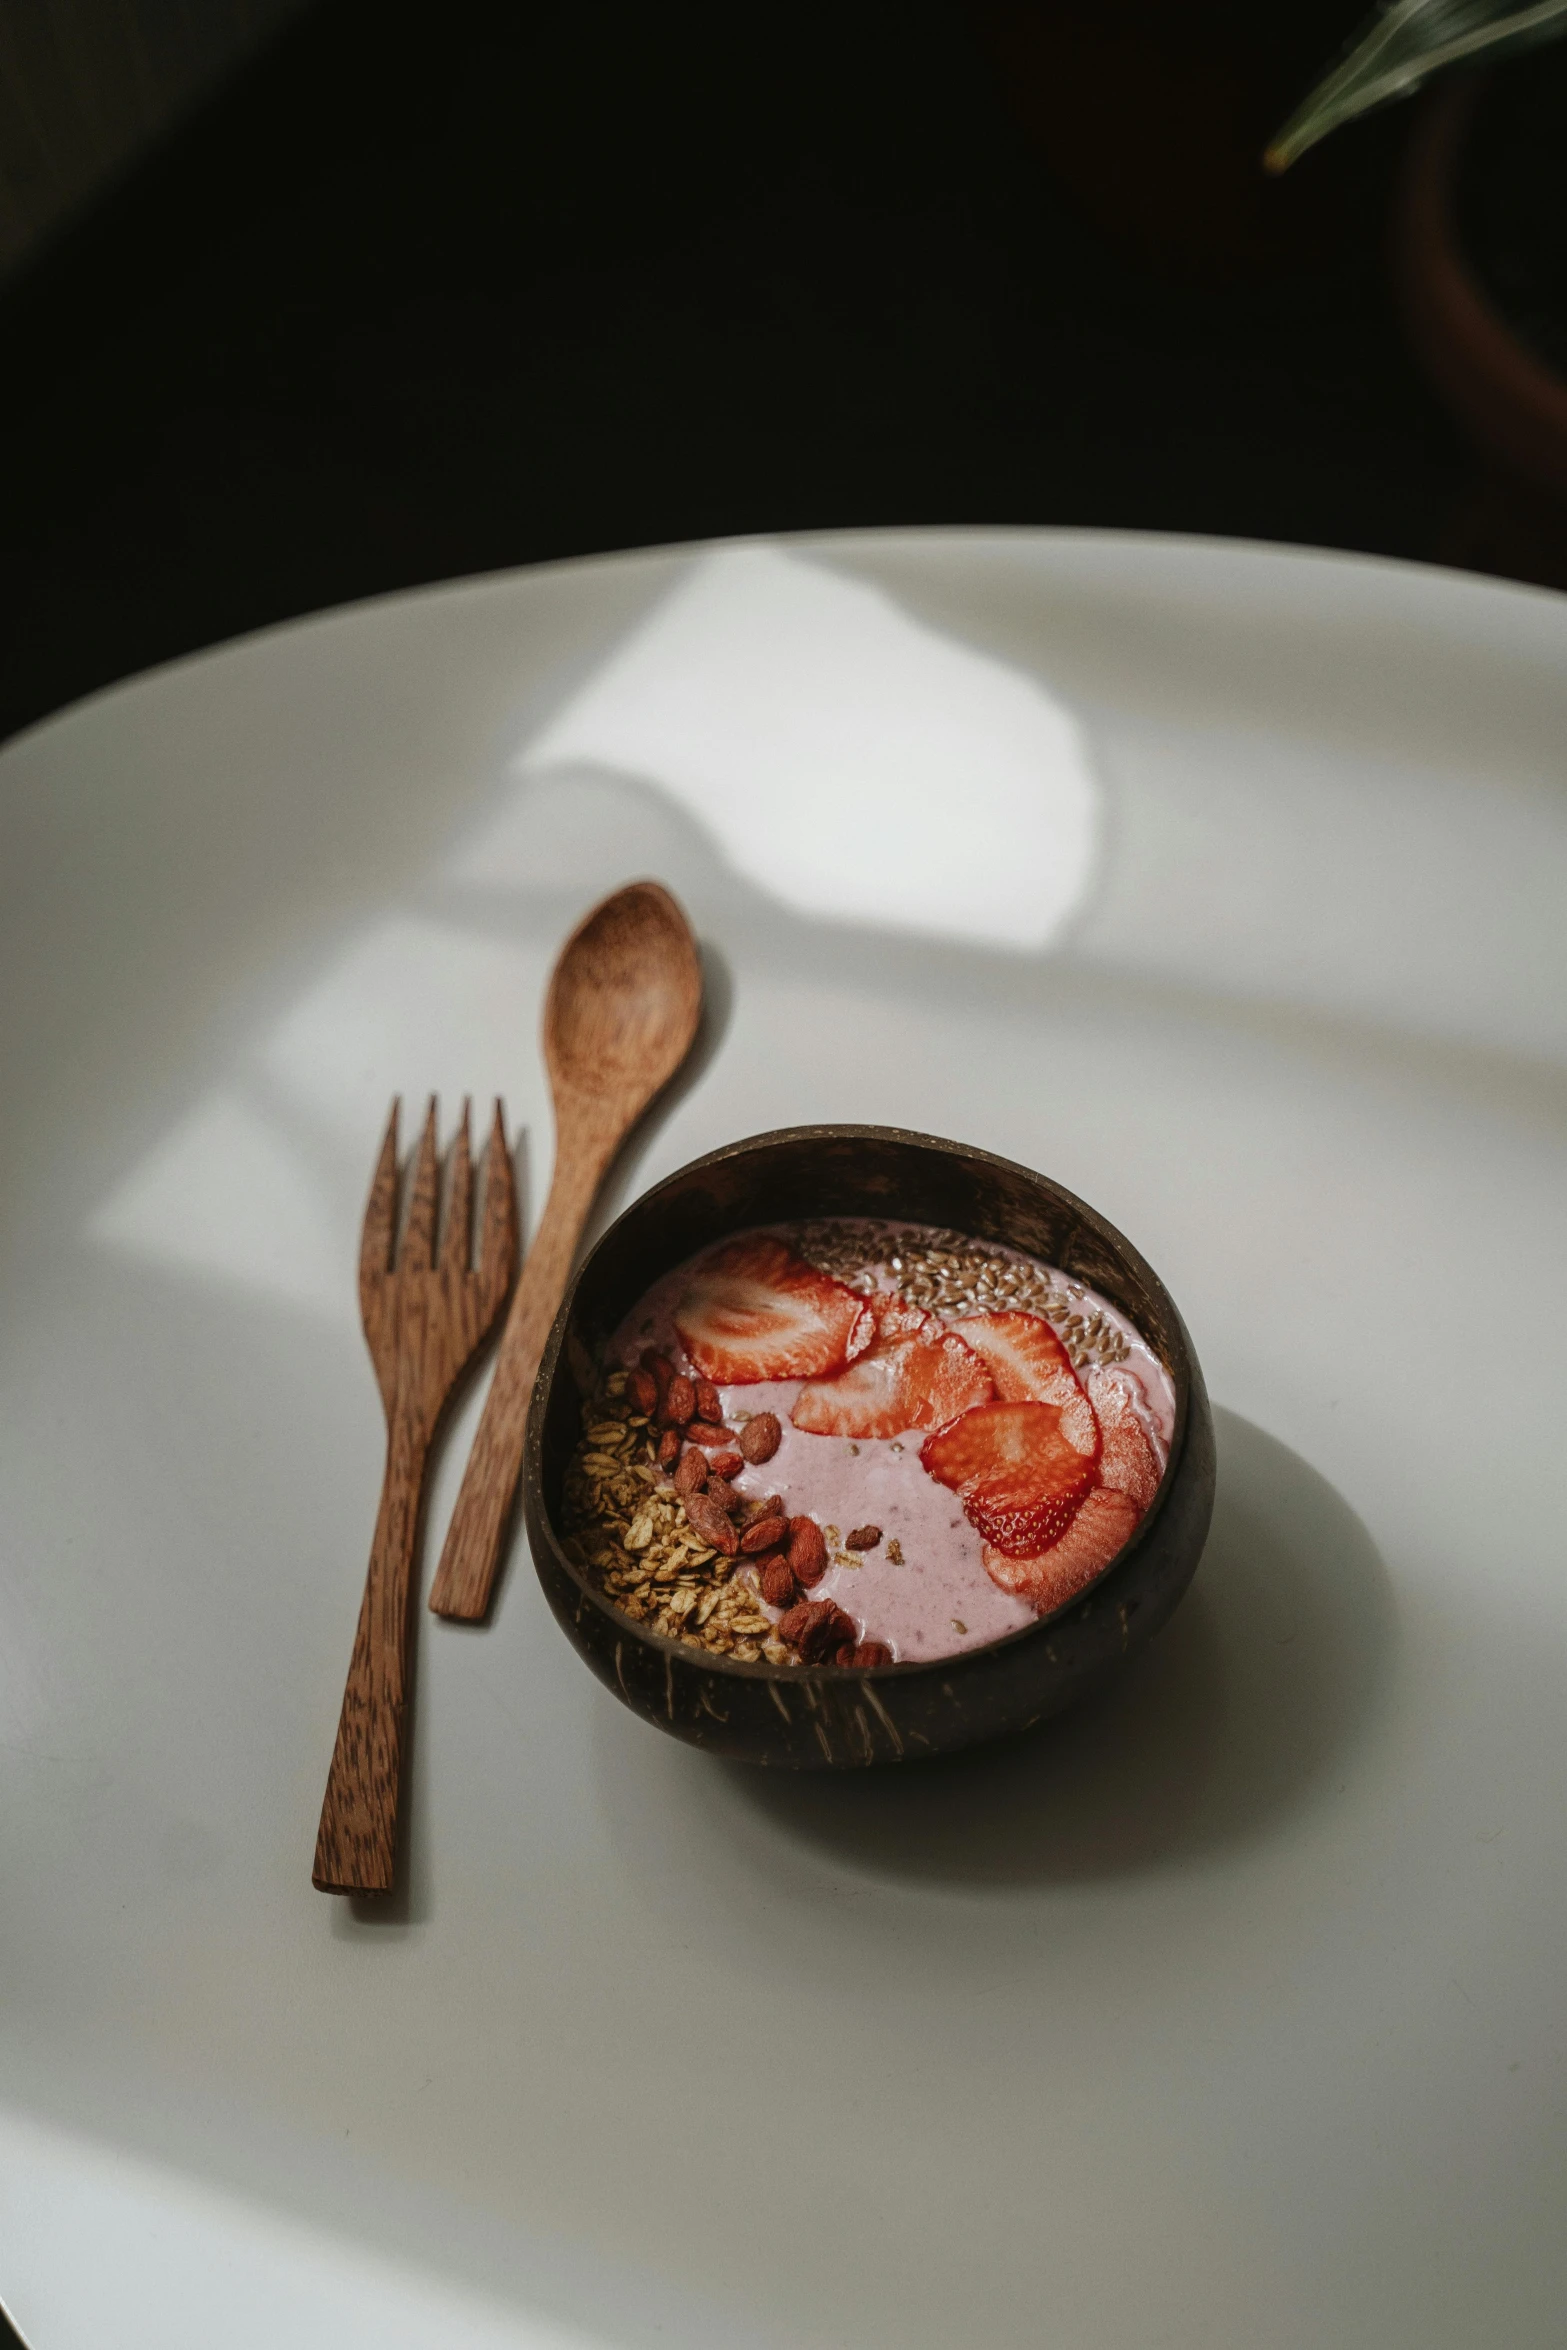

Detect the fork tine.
xmin=360 ymin=1099 xmax=400 ymax=1285
xmin=477 ymin=1099 xmax=518 ymax=1303
xmin=440 ymin=1097 xmax=473 ymax=1271
xmin=403 ymin=1096 xmax=441 ymax=1269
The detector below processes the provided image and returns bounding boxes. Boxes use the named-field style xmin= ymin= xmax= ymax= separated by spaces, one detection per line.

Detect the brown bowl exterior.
xmin=523 ymin=1127 xmax=1214 ymax=1769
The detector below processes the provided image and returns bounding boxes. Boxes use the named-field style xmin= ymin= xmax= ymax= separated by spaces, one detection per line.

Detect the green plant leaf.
xmin=1266 ymin=0 xmax=1567 ymax=170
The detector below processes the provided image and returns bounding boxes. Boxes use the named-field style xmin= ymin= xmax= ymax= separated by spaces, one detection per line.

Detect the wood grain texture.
xmin=313 ymin=1097 xmax=516 ymax=1894
xmin=429 ymin=881 xmax=702 ymax=1623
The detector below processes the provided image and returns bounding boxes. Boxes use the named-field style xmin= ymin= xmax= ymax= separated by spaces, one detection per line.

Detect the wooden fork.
xmin=313 ymin=1097 xmax=517 ymax=1895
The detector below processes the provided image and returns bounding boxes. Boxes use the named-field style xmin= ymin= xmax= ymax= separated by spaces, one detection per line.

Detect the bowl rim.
xmin=525 ymin=1123 xmax=1197 ymax=1681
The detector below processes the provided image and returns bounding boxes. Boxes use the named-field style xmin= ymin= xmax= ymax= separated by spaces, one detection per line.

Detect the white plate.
xmin=3 ymin=531 xmax=1565 ymax=2350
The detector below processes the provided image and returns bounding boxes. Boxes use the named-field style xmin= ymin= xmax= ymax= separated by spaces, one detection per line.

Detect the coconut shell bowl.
xmin=523 ymin=1127 xmax=1215 ymax=1769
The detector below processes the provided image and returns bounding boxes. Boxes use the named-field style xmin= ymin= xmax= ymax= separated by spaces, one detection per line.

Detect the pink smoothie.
xmin=608 ymin=1219 xmax=1173 ymax=1665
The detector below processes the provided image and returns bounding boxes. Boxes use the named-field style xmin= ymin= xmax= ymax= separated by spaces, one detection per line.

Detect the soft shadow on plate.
xmin=723 ymin=1406 xmax=1395 ymax=1884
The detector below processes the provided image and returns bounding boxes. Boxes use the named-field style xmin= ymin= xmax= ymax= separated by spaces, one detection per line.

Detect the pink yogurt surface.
xmin=608 ymin=1221 xmax=1173 ymax=1665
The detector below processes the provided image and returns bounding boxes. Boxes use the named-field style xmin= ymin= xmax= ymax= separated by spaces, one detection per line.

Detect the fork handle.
xmin=429 ymin=1126 xmax=610 ymax=1621
xmin=313 ymin=1406 xmax=429 ymax=1894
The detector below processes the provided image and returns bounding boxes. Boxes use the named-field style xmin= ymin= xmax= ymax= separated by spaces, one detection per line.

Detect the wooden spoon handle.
xmin=313 ymin=1408 xmax=429 ymax=1894
xmin=429 ymin=1132 xmax=608 ymax=1622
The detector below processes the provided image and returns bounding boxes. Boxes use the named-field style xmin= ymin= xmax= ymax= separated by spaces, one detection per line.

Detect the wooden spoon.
xmin=429 ymin=880 xmax=704 ymax=1621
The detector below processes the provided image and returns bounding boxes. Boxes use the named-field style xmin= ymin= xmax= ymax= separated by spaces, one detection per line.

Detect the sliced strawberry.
xmin=952 ymin=1311 xmax=1097 ymax=1453
xmin=920 ymin=1399 xmax=1098 ymax=1556
xmin=1085 ymin=1370 xmax=1164 ymax=1510
xmin=791 ymin=1297 xmax=995 ymax=1439
xmin=673 ymin=1236 xmax=872 ymax=1384
xmin=982 ymin=1486 xmax=1142 ymax=1614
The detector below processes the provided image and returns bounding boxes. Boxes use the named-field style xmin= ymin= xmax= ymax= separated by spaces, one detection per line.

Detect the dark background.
xmin=0 ymin=17 xmax=1551 ymax=2342
xmin=0 ymin=0 xmax=1521 ymax=752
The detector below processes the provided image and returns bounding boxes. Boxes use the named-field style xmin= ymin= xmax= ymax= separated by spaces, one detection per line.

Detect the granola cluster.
xmin=560 ymin=1363 xmax=893 ymax=1669
xmin=560 ymin=1373 xmax=801 ymax=1664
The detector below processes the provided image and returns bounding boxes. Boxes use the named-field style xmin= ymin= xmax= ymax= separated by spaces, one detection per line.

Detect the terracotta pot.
xmin=1395 ymin=78 xmax=1567 ymax=504
xmin=968 ymin=0 xmax=1370 ymax=278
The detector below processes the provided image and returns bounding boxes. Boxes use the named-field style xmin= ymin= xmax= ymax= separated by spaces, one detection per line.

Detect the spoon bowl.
xmin=546 ymin=883 xmax=703 ymax=1099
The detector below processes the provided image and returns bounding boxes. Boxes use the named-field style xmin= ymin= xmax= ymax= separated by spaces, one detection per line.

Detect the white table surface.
xmin=2 ymin=530 xmax=1564 ymax=2348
